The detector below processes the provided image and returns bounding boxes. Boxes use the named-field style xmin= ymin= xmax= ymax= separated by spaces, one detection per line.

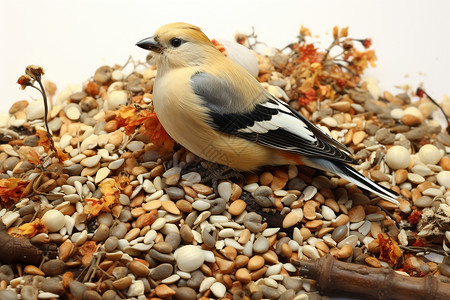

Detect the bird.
xmin=136 ymin=22 xmax=400 ymax=205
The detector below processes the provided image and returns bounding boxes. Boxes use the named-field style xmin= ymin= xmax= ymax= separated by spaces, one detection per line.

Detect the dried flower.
xmin=17 ymin=75 xmax=33 ymax=90
xmin=25 ymin=65 xmax=45 ymax=80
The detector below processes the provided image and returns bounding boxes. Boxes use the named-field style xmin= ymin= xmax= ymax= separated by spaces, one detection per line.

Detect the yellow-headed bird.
xmin=136 ymin=22 xmax=399 ymax=205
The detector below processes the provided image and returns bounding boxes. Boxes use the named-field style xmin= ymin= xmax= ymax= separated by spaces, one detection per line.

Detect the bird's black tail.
xmin=309 ymin=158 xmax=400 ymax=205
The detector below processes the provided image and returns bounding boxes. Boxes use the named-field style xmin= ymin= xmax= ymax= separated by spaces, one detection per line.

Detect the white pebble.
xmin=404 ymin=106 xmax=423 ymax=121
xmin=385 ymin=146 xmax=410 ymax=169
xmin=418 ymin=144 xmax=442 ymax=165
xmin=321 ymin=205 xmax=336 ymax=220
xmin=407 ymin=173 xmax=425 ymax=184
xmin=302 ymin=186 xmax=317 ymax=201
xmin=265 ymin=263 xmax=282 ymax=276
xmin=175 ymin=245 xmax=205 ymax=272
xmin=437 ymin=171 xmax=450 ymax=189
xmin=108 ymin=90 xmax=128 ymax=110
xmin=128 ymin=280 xmax=145 ymax=297
xmin=80 ymin=134 xmax=98 ymax=152
xmin=42 ymin=209 xmax=66 ymax=232
xmin=26 ymin=99 xmax=45 ymax=120
xmin=1 ymin=211 xmax=19 ymax=228
xmin=390 ymin=108 xmax=405 ymax=119
xmin=337 ymin=235 xmax=359 ymax=248
xmin=217 ymin=181 xmax=231 ymax=201
xmin=109 ymin=158 xmax=125 ymax=170
xmin=321 ymin=117 xmax=338 ymax=127
xmin=210 ymin=282 xmax=226 ymax=298
xmin=199 ymin=277 xmax=216 ymax=293
xmin=151 ymin=218 xmax=166 ymax=231
xmin=302 ymin=245 xmax=320 ymax=259
xmin=127 ymin=141 xmax=145 ymax=152
xmin=243 ymin=182 xmax=259 ymax=192
xmin=95 ymin=167 xmax=111 ymax=184
xmin=192 ymin=199 xmax=211 ymax=211
xmin=161 ymin=274 xmax=180 ymax=284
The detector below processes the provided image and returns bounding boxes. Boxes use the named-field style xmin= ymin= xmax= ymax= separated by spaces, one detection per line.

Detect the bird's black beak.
xmin=136 ymin=36 xmax=163 ymax=53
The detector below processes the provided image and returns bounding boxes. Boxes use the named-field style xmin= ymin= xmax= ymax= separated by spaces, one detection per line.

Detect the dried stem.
xmin=293 ymin=254 xmax=450 ymax=300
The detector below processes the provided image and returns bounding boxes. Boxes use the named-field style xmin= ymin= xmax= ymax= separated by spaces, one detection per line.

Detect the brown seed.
xmin=221 ymin=246 xmax=238 ymax=261
xmin=128 ymin=261 xmax=150 ymax=277
xmin=150 ymin=165 xmax=164 ymax=177
xmin=235 ymin=255 xmax=250 ymax=268
xmin=365 ymin=256 xmax=382 ymax=268
xmin=304 ymin=220 xmax=323 ymax=231
xmin=235 ymin=268 xmax=252 ymax=283
xmin=248 ymin=255 xmax=265 ymax=271
xmin=59 ymin=239 xmax=75 ymax=262
xmin=324 ymin=198 xmax=339 ymax=212
xmin=259 ymin=172 xmax=274 ymax=186
xmin=165 ymin=173 xmax=180 ymax=185
xmin=352 ymin=131 xmax=366 ymax=145
xmin=336 ymin=244 xmax=353 ymax=259
xmin=228 ymin=199 xmax=246 ymax=216
xmin=161 ymin=200 xmax=181 ymax=215
xmin=281 ymin=243 xmax=293 ymax=258
xmin=401 ymin=114 xmax=421 ymax=126
xmin=230 ymin=183 xmax=242 ymax=200
xmin=303 ymin=200 xmax=319 ymax=220
xmin=251 ymin=266 xmax=267 ymax=281
xmin=155 ymin=284 xmax=176 ymax=298
xmin=395 ymin=169 xmax=408 ymax=185
xmin=282 ymin=210 xmax=301 ymax=228
xmin=271 ymin=175 xmax=288 ymax=191
xmin=192 ymin=183 xmax=213 ymax=195
xmin=332 ymin=214 xmax=349 ymax=227
xmin=348 ymin=205 xmax=365 ymax=222
xmin=143 ymin=200 xmax=161 ymax=211
xmin=112 ymin=277 xmax=132 ymax=290
xmin=135 ymin=211 xmax=157 ymax=228
xmin=439 ymin=157 xmax=450 ymax=170
xmin=124 ymin=228 xmax=140 ymax=242
xmin=24 ymin=265 xmax=45 ymax=276
xmin=330 ymin=101 xmax=351 ymax=112
xmin=176 ymin=199 xmax=193 ymax=213
xmin=215 ymin=257 xmax=235 ymax=274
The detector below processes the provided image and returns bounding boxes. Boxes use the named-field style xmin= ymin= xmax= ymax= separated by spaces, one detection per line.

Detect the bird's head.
xmin=136 ymin=22 xmax=218 ymax=71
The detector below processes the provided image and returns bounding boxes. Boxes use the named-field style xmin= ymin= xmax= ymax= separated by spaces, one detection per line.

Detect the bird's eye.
xmin=170 ymin=38 xmax=183 ymax=47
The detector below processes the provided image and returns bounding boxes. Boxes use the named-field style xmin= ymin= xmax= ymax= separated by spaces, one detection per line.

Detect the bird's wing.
xmin=191 ymin=72 xmax=357 ymax=164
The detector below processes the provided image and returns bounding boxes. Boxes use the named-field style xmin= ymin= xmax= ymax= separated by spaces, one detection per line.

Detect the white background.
xmin=1 ymin=0 xmax=449 ymax=114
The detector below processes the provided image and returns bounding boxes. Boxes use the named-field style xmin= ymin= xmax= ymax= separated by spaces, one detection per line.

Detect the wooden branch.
xmin=293 ymin=254 xmax=450 ymax=300
xmin=0 ymin=220 xmax=43 ymax=265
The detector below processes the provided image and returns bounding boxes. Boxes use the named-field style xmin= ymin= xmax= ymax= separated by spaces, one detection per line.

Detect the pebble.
xmin=175 ymin=245 xmax=205 ymax=272
xmin=173 ymin=287 xmax=197 ymax=300
xmin=217 ymin=181 xmax=232 ymax=201
xmin=332 ymin=225 xmax=349 ymax=242
xmin=437 ymin=171 xmax=450 ymax=188
xmin=385 ymin=146 xmax=410 ymax=169
xmin=41 ymin=209 xmax=66 ymax=232
xmin=253 ymin=235 xmax=270 ymax=253
xmin=210 ymin=282 xmax=226 ymax=298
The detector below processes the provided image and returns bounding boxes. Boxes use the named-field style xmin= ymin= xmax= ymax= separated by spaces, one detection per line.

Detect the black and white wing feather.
xmin=191 ymin=72 xmax=356 ymax=165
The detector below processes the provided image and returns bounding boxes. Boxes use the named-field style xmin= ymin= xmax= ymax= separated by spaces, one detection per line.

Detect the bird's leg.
xmin=181 ymin=159 xmax=244 ymax=192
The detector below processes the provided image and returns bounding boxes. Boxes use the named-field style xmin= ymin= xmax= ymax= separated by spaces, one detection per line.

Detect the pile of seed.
xmin=0 ymin=44 xmax=450 ymax=300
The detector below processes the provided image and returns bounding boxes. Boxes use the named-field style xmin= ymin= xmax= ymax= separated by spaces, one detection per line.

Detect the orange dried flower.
xmin=36 ymin=129 xmax=52 ymax=153
xmin=299 ymin=25 xmax=311 ymax=37
xmin=115 ymin=106 xmax=174 ymax=151
xmin=297 ymin=44 xmax=323 ymax=64
xmin=17 ymin=75 xmax=33 ymax=90
xmin=378 ymin=233 xmax=402 ymax=266
xmin=18 ymin=218 xmax=46 ymax=238
xmin=0 ymin=178 xmax=29 ymax=207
